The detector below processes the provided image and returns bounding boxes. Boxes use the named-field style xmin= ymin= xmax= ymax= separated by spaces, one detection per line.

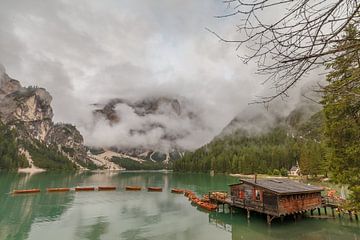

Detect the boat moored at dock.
xmin=171 ymin=188 xmax=185 ymax=194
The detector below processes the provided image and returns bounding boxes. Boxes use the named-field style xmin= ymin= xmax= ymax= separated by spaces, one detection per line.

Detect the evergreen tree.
xmin=322 ymin=24 xmax=360 ymax=209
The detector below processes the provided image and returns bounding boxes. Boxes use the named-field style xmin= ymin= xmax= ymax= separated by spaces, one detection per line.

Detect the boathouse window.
xmin=239 ymin=190 xmax=244 ymax=199
xmin=255 ymin=190 xmax=261 ymax=201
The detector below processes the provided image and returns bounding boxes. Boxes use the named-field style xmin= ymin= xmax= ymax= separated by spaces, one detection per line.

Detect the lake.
xmin=0 ymin=171 xmax=359 ymax=240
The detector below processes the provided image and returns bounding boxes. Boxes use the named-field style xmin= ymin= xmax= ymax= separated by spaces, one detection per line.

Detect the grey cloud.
xmin=0 ymin=0 xmax=319 ymax=150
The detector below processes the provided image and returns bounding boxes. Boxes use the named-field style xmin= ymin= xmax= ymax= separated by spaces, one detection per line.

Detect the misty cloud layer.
xmin=0 ymin=0 xmax=321 ymax=150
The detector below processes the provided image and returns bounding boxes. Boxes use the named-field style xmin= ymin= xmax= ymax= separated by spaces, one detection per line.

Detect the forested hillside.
xmin=173 ymin=111 xmax=327 ymax=175
xmin=0 ymin=122 xmax=28 ymax=169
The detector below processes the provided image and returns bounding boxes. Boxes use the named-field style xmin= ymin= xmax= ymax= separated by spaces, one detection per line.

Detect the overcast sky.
xmin=0 ymin=0 xmax=318 ymax=150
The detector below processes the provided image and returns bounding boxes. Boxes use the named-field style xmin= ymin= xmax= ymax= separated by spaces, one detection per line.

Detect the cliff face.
xmin=0 ymin=87 xmax=53 ymax=141
xmin=45 ymin=123 xmax=88 ymax=163
xmin=0 ymin=69 xmax=90 ymax=169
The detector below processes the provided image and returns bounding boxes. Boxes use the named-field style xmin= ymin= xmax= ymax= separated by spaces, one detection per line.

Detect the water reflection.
xmin=0 ymin=171 xmax=359 ymax=240
xmin=0 ymin=172 xmax=78 ymax=240
xmin=75 ymin=216 xmax=109 ymax=240
xmin=209 ymin=211 xmax=360 ymax=240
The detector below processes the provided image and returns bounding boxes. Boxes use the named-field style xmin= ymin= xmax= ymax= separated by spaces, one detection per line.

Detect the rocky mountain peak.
xmin=0 ymin=72 xmax=22 ymax=99
xmin=0 ymin=69 xmax=90 ymax=169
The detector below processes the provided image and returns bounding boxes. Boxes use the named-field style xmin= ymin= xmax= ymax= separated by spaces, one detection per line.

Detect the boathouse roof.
xmin=230 ymin=178 xmax=323 ymax=195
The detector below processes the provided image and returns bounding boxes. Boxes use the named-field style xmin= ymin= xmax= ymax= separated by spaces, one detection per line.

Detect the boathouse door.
xmin=244 ymin=188 xmax=252 ymax=202
xmin=263 ymin=192 xmax=278 ymax=212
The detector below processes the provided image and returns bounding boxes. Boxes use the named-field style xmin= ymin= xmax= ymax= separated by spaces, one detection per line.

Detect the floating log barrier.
xmin=47 ymin=188 xmax=70 ymax=192
xmin=98 ymin=186 xmax=117 ymax=191
xmin=75 ymin=187 xmax=95 ymax=191
xmin=147 ymin=187 xmax=162 ymax=192
xmin=13 ymin=189 xmax=41 ymax=194
xmin=171 ymin=188 xmax=185 ymax=194
xmin=125 ymin=186 xmax=142 ymax=191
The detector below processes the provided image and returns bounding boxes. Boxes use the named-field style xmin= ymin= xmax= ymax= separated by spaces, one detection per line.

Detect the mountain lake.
xmin=0 ymin=171 xmax=359 ymax=240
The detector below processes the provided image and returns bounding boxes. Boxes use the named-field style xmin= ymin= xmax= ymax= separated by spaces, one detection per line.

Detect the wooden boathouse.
xmin=210 ymin=177 xmax=324 ymax=224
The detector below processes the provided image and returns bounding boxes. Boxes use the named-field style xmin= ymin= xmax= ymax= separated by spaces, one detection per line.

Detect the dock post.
xmin=331 ymin=208 xmax=335 ymax=217
xmin=310 ymin=209 xmax=313 ymax=216
xmin=349 ymin=211 xmax=353 ymax=221
xmin=355 ymin=212 xmax=358 ymax=221
xmin=267 ymin=215 xmax=271 ymax=225
xmin=280 ymin=215 xmax=284 ymax=223
xmin=324 ymin=207 xmax=327 ymax=215
xmin=317 ymin=208 xmax=321 ymax=216
xmin=247 ymin=209 xmax=251 ymax=219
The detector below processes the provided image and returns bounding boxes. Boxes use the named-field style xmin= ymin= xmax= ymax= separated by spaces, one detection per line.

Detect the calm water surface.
xmin=0 ymin=171 xmax=359 ymax=240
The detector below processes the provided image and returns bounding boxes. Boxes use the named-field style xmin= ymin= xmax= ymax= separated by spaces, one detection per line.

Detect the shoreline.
xmin=18 ymin=167 xmax=46 ymax=174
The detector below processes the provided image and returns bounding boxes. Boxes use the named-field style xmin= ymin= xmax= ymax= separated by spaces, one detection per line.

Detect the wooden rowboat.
xmin=198 ymin=202 xmax=217 ymax=211
xmin=98 ymin=186 xmax=117 ymax=191
xmin=184 ymin=190 xmax=194 ymax=196
xmin=125 ymin=186 xmax=142 ymax=191
xmin=47 ymin=188 xmax=70 ymax=192
xmin=147 ymin=187 xmax=162 ymax=192
xmin=13 ymin=189 xmax=41 ymax=194
xmin=171 ymin=188 xmax=185 ymax=194
xmin=75 ymin=187 xmax=95 ymax=191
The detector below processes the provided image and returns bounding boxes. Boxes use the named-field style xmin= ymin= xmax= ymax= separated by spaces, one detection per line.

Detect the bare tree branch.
xmin=210 ymin=0 xmax=360 ymax=103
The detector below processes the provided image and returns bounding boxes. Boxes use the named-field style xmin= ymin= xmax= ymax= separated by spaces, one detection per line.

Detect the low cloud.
xmin=0 ymin=0 xmax=322 ymax=150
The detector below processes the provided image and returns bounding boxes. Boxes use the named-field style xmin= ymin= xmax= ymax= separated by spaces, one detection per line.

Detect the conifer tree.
xmin=322 ymin=24 xmax=360 ymax=209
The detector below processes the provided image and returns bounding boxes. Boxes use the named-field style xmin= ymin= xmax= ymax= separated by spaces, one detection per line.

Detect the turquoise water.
xmin=0 ymin=171 xmax=359 ymax=240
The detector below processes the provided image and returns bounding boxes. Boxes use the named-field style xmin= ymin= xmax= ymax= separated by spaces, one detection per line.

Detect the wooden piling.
xmin=331 ymin=208 xmax=335 ymax=217
xmin=247 ymin=209 xmax=251 ymax=219
xmin=324 ymin=207 xmax=327 ymax=215
xmin=317 ymin=208 xmax=321 ymax=216
xmin=267 ymin=215 xmax=271 ymax=225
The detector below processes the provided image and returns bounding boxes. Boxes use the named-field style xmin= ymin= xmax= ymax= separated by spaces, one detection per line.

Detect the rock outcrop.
xmin=0 ymin=67 xmax=90 ymax=169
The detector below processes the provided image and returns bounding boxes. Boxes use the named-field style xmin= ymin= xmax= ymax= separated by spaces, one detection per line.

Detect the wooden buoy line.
xmin=11 ymin=186 xmax=217 ymax=214
xmin=11 ymin=186 xmax=169 ymax=194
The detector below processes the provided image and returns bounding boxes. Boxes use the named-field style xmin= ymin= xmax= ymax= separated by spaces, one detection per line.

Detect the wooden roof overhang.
xmin=229 ymin=178 xmax=324 ymax=196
